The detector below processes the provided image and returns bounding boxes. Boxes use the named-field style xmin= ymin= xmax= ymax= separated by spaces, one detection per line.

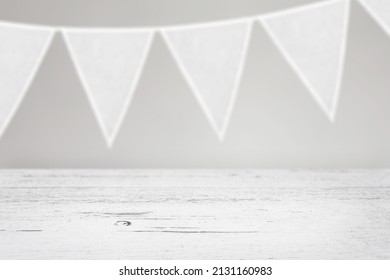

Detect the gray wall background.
xmin=0 ymin=0 xmax=389 ymax=168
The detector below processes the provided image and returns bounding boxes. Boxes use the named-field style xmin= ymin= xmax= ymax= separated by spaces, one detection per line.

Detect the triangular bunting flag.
xmin=62 ymin=29 xmax=154 ymax=147
xmin=0 ymin=22 xmax=54 ymax=139
xmin=358 ymin=0 xmax=390 ymax=36
xmin=261 ymin=0 xmax=350 ymax=120
xmin=162 ymin=21 xmax=252 ymax=140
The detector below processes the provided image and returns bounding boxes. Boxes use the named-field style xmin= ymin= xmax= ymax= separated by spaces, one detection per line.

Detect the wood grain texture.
xmin=0 ymin=169 xmax=389 ymax=259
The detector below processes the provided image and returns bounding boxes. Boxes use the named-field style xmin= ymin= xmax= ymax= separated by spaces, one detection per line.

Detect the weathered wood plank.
xmin=0 ymin=170 xmax=389 ymax=259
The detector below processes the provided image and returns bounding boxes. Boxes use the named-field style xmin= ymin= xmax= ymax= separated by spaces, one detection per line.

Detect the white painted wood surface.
xmin=0 ymin=169 xmax=389 ymax=259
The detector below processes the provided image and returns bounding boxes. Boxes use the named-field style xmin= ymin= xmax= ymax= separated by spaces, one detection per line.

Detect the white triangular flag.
xmin=0 ymin=22 xmax=54 ymax=139
xmin=261 ymin=0 xmax=350 ymax=120
xmin=162 ymin=21 xmax=252 ymax=140
xmin=62 ymin=29 xmax=154 ymax=147
xmin=358 ymin=0 xmax=390 ymax=36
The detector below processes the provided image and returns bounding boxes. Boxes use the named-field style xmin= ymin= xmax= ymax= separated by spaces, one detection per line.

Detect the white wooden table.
xmin=0 ymin=169 xmax=389 ymax=259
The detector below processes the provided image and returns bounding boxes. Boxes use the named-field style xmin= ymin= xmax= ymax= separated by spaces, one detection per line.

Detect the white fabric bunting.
xmin=0 ymin=0 xmax=359 ymax=143
xmin=162 ymin=21 xmax=252 ymax=140
xmin=0 ymin=22 xmax=54 ymax=139
xmin=62 ymin=29 xmax=154 ymax=147
xmin=358 ymin=0 xmax=390 ymax=36
xmin=261 ymin=0 xmax=350 ymax=121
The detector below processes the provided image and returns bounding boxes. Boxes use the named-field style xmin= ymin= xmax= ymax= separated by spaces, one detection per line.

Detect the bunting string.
xmin=0 ymin=0 xmax=388 ymax=147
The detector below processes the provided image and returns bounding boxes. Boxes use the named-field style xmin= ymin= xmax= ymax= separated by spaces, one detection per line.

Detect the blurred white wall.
xmin=0 ymin=0 xmax=389 ymax=168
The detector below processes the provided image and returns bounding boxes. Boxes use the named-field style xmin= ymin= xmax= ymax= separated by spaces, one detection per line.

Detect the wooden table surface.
xmin=0 ymin=169 xmax=389 ymax=259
